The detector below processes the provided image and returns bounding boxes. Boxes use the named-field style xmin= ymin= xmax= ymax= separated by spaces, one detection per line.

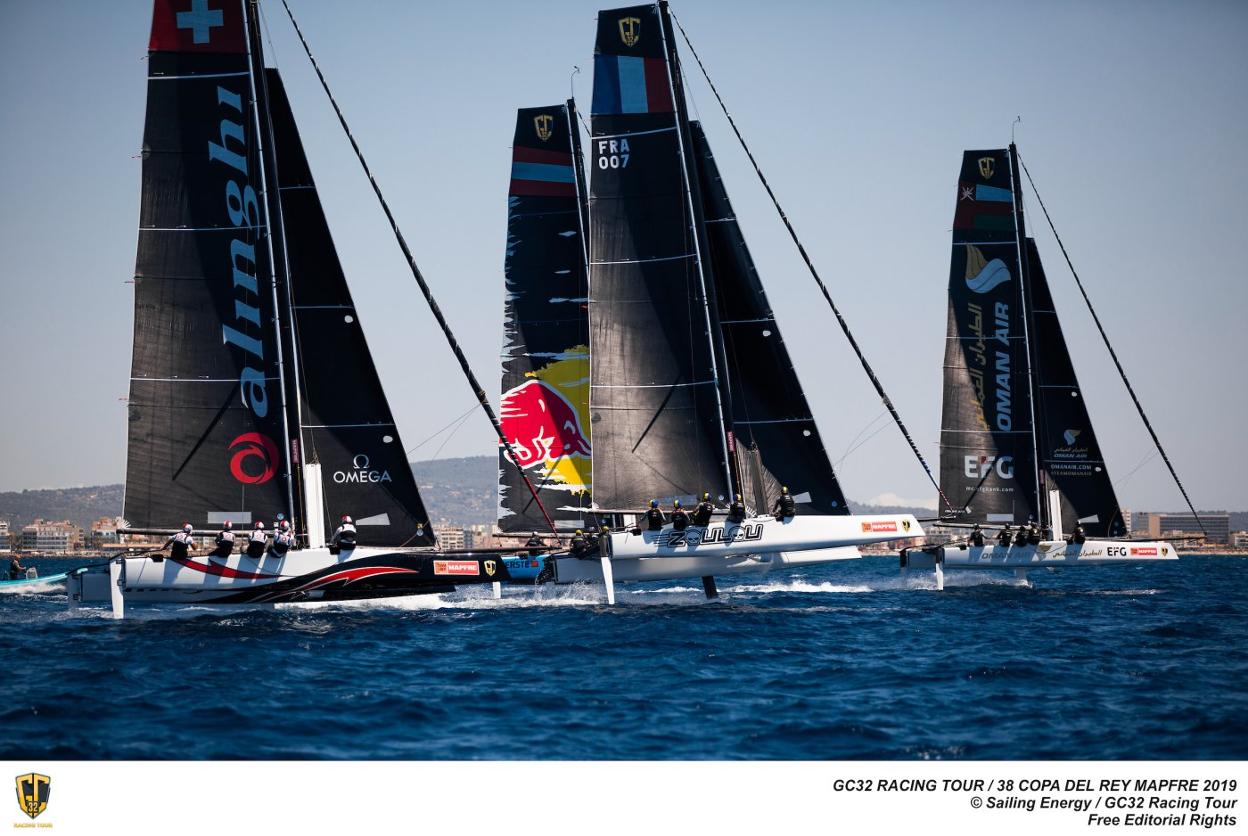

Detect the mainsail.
xmin=1026 ymin=238 xmax=1125 ymax=537
xmin=266 ymin=72 xmax=434 ymax=547
xmin=588 ymin=3 xmax=734 ymax=509
xmin=940 ymin=146 xmax=1124 ymax=534
xmin=126 ymin=0 xmax=291 ymax=530
xmin=498 ymin=103 xmax=593 ymax=532
xmin=690 ymin=121 xmax=849 ymax=515
xmin=940 ymin=149 xmax=1039 ymax=524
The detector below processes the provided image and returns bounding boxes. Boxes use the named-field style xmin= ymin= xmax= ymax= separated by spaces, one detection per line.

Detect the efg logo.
xmin=333 ymin=454 xmax=392 ymax=485
xmin=964 ymin=454 xmax=1014 ymax=480
xmin=229 ymin=432 xmax=279 ymax=484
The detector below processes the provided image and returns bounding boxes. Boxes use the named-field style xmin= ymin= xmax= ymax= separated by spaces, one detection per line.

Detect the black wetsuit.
xmin=970 ymin=527 xmax=985 ymax=547
xmin=670 ymin=509 xmax=690 ymax=531
xmin=728 ymin=500 xmax=746 ymax=523
xmin=246 ymin=531 xmax=268 ymax=559
xmin=569 ymin=533 xmax=588 ymax=557
xmin=692 ymin=501 xmax=714 ymax=526
xmin=645 ymin=508 xmax=666 ymax=531
xmin=773 ymin=493 xmax=796 ymax=520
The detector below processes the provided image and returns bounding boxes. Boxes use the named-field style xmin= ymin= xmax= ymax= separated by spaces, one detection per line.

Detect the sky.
xmin=1 ymin=0 xmax=1245 ymax=512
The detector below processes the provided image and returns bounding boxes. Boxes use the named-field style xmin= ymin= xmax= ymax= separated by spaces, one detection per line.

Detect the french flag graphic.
xmin=591 ymin=54 xmax=674 ymax=115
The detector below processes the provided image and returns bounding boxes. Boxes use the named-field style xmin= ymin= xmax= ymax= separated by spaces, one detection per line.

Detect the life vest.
xmin=645 ymin=509 xmax=665 ymax=531
xmin=692 ymin=502 xmax=714 ymax=526
xmin=671 ymin=510 xmax=689 ymax=531
xmin=170 ymin=531 xmax=193 ymax=560
xmin=334 ymin=524 xmax=357 ymax=548
xmin=246 ymin=532 xmax=268 ymax=559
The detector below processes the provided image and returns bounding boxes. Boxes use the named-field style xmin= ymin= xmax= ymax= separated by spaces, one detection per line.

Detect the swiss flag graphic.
xmin=149 ymin=0 xmax=246 ymax=53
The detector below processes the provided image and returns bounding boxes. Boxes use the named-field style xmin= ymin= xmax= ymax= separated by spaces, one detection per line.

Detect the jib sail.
xmin=939 ymin=149 xmax=1039 ymax=525
xmin=588 ymin=3 xmax=732 ymax=510
xmin=125 ymin=0 xmax=291 ymax=530
xmin=1025 ymin=238 xmax=1126 ymax=537
xmin=266 ymin=71 xmax=434 ymax=547
xmin=498 ymin=103 xmax=593 ymax=533
xmin=689 ymin=121 xmax=848 ymax=515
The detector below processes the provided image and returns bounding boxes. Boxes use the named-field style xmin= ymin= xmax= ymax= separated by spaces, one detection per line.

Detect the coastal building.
xmin=1231 ymin=531 xmax=1248 ymax=548
xmin=20 ymin=519 xmax=84 ymax=554
xmin=0 ymin=521 xmax=11 ymax=554
xmin=88 ymin=517 xmax=121 ymax=549
xmin=1134 ymin=511 xmax=1230 ymax=544
xmin=432 ymin=524 xmax=465 ymax=551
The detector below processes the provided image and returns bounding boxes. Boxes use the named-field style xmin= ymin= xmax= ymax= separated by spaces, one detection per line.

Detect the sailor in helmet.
xmin=670 ymin=499 xmax=690 ymax=532
xmin=569 ymin=528 xmax=588 ymax=558
xmin=164 ymin=523 xmax=195 ymax=560
xmin=213 ymin=520 xmax=236 ymax=557
xmin=246 ymin=521 xmax=269 ymax=559
xmin=271 ymin=519 xmax=295 ymax=557
xmin=969 ymin=523 xmax=985 ymax=548
xmin=645 ymin=499 xmax=666 ymax=531
xmin=728 ymin=493 xmax=746 ymax=523
xmin=692 ymin=491 xmax=715 ymax=526
xmin=772 ymin=486 xmax=796 ymax=521
xmin=331 ymin=515 xmax=357 ymax=552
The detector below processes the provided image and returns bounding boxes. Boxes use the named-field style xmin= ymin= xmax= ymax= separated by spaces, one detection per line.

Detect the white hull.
xmin=902 ymin=539 xmax=1177 ymax=570
xmin=550 ymin=514 xmax=919 ymax=586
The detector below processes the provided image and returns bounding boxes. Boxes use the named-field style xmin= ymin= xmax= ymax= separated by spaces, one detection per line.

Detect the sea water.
xmin=1 ymin=555 xmax=1244 ymax=759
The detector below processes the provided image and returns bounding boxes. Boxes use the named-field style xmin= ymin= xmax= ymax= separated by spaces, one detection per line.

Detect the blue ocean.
xmin=2 ymin=555 xmax=1245 ymax=760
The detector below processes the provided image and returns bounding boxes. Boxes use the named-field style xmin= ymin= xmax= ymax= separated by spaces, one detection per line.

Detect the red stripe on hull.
xmin=170 ymin=556 xmax=280 ymax=580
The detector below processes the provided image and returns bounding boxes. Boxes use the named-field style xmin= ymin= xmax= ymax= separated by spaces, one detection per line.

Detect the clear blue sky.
xmin=1 ymin=0 xmax=1244 ymax=512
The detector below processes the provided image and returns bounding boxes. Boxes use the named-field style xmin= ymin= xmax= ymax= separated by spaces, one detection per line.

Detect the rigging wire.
xmin=1017 ymin=153 xmax=1206 ymax=536
xmin=404 ymin=402 xmax=479 ymax=458
xmin=277 ymin=0 xmax=559 ymax=535
xmin=670 ymin=10 xmax=954 ymax=514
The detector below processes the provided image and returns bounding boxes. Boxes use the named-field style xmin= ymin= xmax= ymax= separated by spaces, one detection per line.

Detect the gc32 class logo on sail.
xmin=14 ymin=773 xmax=51 ymax=821
xmin=619 ymin=16 xmax=641 ymax=47
xmin=534 ymin=113 xmax=554 ymax=142
xmin=978 ymin=156 xmax=995 ymax=179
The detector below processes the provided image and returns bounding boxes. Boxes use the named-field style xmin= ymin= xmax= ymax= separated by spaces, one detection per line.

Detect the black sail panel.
xmin=266 ymin=72 xmax=434 ymax=547
xmin=939 ymin=149 xmax=1039 ymax=524
xmin=125 ymin=0 xmax=291 ymax=530
xmin=1026 ymin=239 xmax=1125 ymax=537
xmin=589 ymin=3 xmax=727 ymax=509
xmin=689 ymin=122 xmax=848 ymax=515
xmin=498 ymin=104 xmax=593 ymax=533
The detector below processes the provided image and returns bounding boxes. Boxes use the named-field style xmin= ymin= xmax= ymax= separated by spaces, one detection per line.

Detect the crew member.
xmin=271 ymin=520 xmax=295 ymax=557
xmin=1026 ymin=519 xmax=1042 ymax=545
xmin=1070 ymin=523 xmax=1087 ymax=545
xmin=997 ymin=524 xmax=1012 ymax=547
xmin=728 ymin=494 xmax=746 ymax=523
xmin=7 ymin=554 xmax=27 ymax=581
xmin=599 ymin=525 xmax=613 ymax=558
xmin=246 ymin=522 xmax=269 ymax=559
xmin=525 ymin=531 xmax=545 ymax=556
xmin=644 ymin=500 xmax=666 ymax=531
xmin=773 ymin=486 xmax=796 ymax=521
xmin=331 ymin=515 xmax=357 ymax=551
xmin=164 ymin=523 xmax=195 ymax=560
xmin=670 ymin=500 xmax=690 ymax=532
xmin=1013 ymin=523 xmax=1028 ymax=547
xmin=213 ymin=520 xmax=236 ymax=557
xmin=569 ymin=529 xmax=589 ymax=558
xmin=969 ymin=523 xmax=985 ymax=548
xmin=692 ymin=492 xmax=715 ymax=526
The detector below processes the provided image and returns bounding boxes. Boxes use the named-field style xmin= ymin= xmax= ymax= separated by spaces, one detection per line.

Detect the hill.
xmin=3 ymin=458 xmax=1237 ymax=532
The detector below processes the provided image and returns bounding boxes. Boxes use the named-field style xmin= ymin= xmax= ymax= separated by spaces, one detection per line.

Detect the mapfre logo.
xmin=15 ymin=772 xmax=50 ymax=821
xmin=228 ymin=432 xmax=279 ymax=484
xmin=333 ymin=454 xmax=392 ymax=485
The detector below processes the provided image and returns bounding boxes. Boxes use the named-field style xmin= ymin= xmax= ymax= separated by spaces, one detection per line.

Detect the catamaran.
xmin=68 ymin=0 xmax=516 ymax=615
xmin=901 ymin=144 xmax=1182 ymax=587
xmin=494 ymin=3 xmax=924 ymax=603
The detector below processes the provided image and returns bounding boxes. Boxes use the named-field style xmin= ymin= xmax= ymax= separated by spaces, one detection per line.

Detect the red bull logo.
xmin=500 ymin=380 xmax=591 ymax=469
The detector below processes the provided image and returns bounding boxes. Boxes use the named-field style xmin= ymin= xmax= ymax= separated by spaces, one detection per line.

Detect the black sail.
xmin=1026 ymin=239 xmax=1126 ymax=537
xmin=689 ymin=122 xmax=848 ymax=515
xmin=498 ymin=104 xmax=593 ymax=533
xmin=588 ymin=3 xmax=729 ymax=509
xmin=939 ymin=149 xmax=1039 ymax=525
xmin=266 ymin=72 xmax=434 ymax=547
xmin=125 ymin=0 xmax=291 ymax=530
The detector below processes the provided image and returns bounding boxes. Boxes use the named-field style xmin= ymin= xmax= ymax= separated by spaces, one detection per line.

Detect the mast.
xmin=656 ymin=0 xmax=737 ymax=502
xmin=1007 ymin=142 xmax=1046 ymax=527
xmin=567 ymin=98 xmax=592 ymax=266
xmin=242 ymin=0 xmax=298 ymax=528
